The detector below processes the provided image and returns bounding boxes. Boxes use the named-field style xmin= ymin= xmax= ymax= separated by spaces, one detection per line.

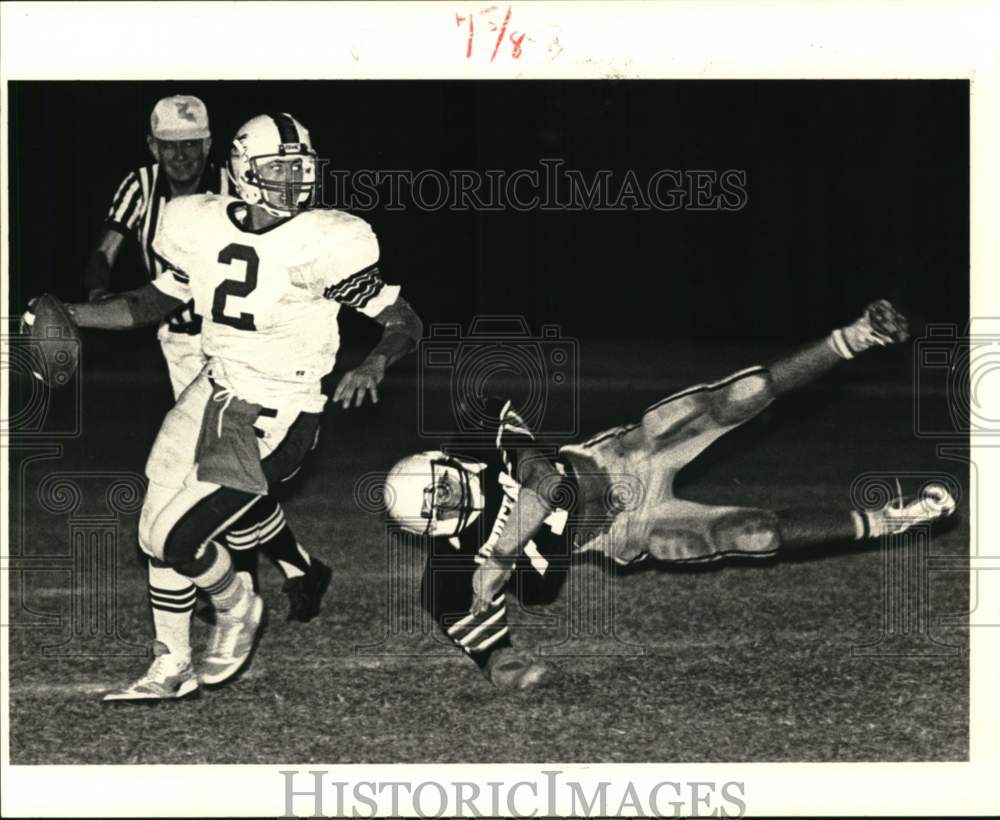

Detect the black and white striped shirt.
xmin=105 ymin=161 xmax=228 ymax=280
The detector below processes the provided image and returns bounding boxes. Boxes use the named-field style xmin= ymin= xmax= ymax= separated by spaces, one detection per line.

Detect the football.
xmin=22 ymin=293 xmax=81 ymax=388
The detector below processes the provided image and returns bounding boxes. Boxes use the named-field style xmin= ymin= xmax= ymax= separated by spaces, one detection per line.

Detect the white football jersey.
xmin=151 ymin=194 xmax=399 ymax=412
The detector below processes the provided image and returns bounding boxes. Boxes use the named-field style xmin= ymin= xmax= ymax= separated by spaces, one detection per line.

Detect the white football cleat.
xmin=199 ymin=579 xmax=265 ymax=687
xmin=102 ymin=641 xmax=199 ymax=702
xmin=862 ymin=299 xmax=910 ymax=344
xmin=834 ymin=299 xmax=911 ymax=358
xmin=867 ymin=483 xmax=957 ymax=538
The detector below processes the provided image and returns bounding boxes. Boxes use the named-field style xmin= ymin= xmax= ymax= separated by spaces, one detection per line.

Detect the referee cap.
xmin=150 ymin=95 xmax=210 ymax=141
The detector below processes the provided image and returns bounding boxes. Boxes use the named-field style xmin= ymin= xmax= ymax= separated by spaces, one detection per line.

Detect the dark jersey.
xmin=433 ymin=397 xmax=572 ymax=574
xmin=419 ymin=398 xmax=577 ymax=666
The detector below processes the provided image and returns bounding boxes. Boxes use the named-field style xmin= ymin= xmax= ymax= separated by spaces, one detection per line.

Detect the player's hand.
xmin=332 ymin=355 xmax=386 ymax=409
xmin=471 ymin=557 xmax=514 ymax=614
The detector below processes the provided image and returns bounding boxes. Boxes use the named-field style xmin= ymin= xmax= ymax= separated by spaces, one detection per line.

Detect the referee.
xmin=87 ymin=97 xmax=331 ymax=701
xmin=84 ymin=94 xmax=225 ymax=393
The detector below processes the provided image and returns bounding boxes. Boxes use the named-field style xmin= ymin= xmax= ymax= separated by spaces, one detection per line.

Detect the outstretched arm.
xmin=470 ymin=450 xmax=563 ymax=614
xmin=769 ymin=299 xmax=910 ymax=396
xmin=332 ymin=296 xmax=424 ymax=408
xmin=67 ymin=283 xmax=185 ymax=330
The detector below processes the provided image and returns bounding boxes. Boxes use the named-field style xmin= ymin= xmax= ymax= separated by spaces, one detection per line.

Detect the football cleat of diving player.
xmin=384 ymin=300 xmax=957 ymax=688
xmin=54 ymin=112 xmax=423 ymax=701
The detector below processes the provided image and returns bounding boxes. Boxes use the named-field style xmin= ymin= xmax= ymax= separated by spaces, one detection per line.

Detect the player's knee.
xmin=158 ymin=514 xmax=204 ymax=568
xmin=710 ymin=509 xmax=781 ymax=556
xmin=138 ymin=498 xmax=162 ymax=560
xmin=709 ymin=370 xmax=774 ymax=426
xmin=139 ymin=480 xmax=177 ymax=558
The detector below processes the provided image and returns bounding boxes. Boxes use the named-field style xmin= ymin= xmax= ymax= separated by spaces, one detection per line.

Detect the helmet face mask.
xmin=254 ymin=154 xmax=316 ymax=214
xmin=229 ymin=114 xmax=318 ymax=217
xmin=385 ymin=452 xmax=486 ymax=537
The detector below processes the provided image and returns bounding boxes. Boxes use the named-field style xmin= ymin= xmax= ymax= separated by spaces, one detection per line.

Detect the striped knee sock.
xmin=257 ymin=504 xmax=312 ymax=579
xmin=147 ymin=559 xmax=195 ymax=658
xmin=228 ymin=500 xmax=311 ymax=579
xmin=186 ymin=542 xmax=246 ymax=612
xmin=445 ymin=594 xmax=513 ymax=669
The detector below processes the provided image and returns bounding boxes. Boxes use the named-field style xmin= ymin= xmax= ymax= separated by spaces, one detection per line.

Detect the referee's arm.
xmin=84 ymin=170 xmax=143 ymax=301
xmin=83 ymin=229 xmax=126 ymax=301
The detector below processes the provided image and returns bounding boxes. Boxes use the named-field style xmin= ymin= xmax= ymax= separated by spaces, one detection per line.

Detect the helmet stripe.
xmin=270 ymin=112 xmax=300 ymax=144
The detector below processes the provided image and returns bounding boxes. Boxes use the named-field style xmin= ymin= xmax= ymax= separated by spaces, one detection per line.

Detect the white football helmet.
xmin=228 ymin=113 xmax=317 ymax=217
xmin=384 ymin=451 xmax=486 ymax=537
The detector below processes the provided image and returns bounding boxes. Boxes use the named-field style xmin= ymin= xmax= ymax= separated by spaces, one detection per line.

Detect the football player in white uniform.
xmin=384 ymin=301 xmax=957 ymax=688
xmin=64 ymin=113 xmax=424 ymax=698
xmin=84 ymin=97 xmax=334 ymax=698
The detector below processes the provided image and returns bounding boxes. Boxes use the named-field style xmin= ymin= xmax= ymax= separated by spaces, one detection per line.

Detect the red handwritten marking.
xmin=489 ymin=5 xmax=512 ymax=62
xmin=456 ymin=12 xmax=474 ymax=58
xmin=509 ymin=29 xmax=525 ymax=59
xmin=456 ymin=5 xmax=527 ymax=62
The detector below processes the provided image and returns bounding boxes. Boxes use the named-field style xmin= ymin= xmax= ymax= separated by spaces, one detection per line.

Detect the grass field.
xmin=7 ymin=338 xmax=969 ymax=764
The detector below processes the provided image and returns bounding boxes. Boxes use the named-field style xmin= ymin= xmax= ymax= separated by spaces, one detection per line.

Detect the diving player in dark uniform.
xmin=384 ymin=300 xmax=958 ymax=688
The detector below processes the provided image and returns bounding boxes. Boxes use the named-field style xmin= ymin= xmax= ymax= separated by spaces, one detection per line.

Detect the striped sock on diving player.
xmin=445 ymin=594 xmax=513 ymax=669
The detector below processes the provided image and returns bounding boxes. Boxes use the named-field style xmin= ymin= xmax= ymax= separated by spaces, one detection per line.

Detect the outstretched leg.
xmin=646 ymin=484 xmax=956 ymax=563
xmin=777 ymin=483 xmax=956 ymax=550
xmin=768 ymin=299 xmax=910 ymax=396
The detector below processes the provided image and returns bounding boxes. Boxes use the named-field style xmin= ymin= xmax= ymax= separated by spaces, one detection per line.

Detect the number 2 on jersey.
xmin=212 ymin=244 xmax=259 ymax=330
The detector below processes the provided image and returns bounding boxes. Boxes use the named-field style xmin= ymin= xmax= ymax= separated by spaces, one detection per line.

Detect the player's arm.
xmin=66 ymin=283 xmax=185 ymax=330
xmin=470 ymin=450 xmax=563 ymax=614
xmin=332 ymin=295 xmax=424 ymax=409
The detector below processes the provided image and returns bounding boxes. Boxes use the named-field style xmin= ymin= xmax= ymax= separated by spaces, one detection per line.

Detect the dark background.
xmin=9 ymin=80 xmax=968 ymax=347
